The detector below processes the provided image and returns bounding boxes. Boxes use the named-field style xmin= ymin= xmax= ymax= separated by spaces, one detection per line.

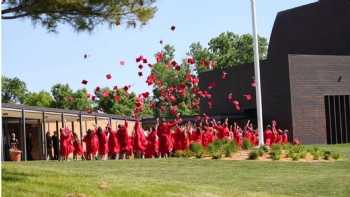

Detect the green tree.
xmin=23 ymin=91 xmax=53 ymax=107
xmin=1 ymin=75 xmax=28 ymax=103
xmin=51 ymin=83 xmax=74 ymax=109
xmin=150 ymin=45 xmax=200 ymax=117
xmin=71 ymin=88 xmax=92 ymax=111
xmin=2 ymin=0 xmax=157 ymax=32
xmin=95 ymin=87 xmax=136 ymax=116
xmin=188 ymin=32 xmax=268 ymax=74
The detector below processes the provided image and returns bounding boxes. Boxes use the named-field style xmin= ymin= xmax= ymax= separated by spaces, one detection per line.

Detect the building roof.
xmin=1 ymin=103 xmax=135 ymax=120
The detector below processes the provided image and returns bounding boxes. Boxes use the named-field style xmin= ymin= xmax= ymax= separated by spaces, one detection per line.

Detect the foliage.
xmin=174 ymin=150 xmax=185 ymax=158
xmin=190 ymin=143 xmax=205 ymax=158
xmin=208 ymin=140 xmax=225 ymax=159
xmin=291 ymin=153 xmax=300 ymax=161
xmin=71 ymin=88 xmax=93 ymax=111
xmin=2 ymin=0 xmax=157 ymax=32
xmin=260 ymin=145 xmax=269 ymax=153
xmin=257 ymin=148 xmax=265 ymax=157
xmin=248 ymin=150 xmax=259 ymax=160
xmin=51 ymin=83 xmax=74 ymax=109
xmin=149 ymin=45 xmax=200 ymax=117
xmin=271 ymin=144 xmax=282 ymax=152
xmin=323 ymin=151 xmax=332 ymax=160
xmin=23 ymin=91 xmax=53 ymax=107
xmin=1 ymin=75 xmax=27 ymax=103
xmin=188 ymin=32 xmax=268 ymax=74
xmin=270 ymin=150 xmax=281 ymax=160
xmin=331 ymin=152 xmax=340 ymax=160
xmin=223 ymin=141 xmax=238 ymax=157
xmin=242 ymin=138 xmax=252 ymax=150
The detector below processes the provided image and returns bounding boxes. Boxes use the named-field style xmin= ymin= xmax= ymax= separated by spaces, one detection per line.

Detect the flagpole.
xmin=250 ymin=0 xmax=264 ymax=146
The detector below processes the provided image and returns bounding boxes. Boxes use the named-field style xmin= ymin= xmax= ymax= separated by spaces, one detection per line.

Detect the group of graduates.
xmin=57 ymin=115 xmax=290 ymax=160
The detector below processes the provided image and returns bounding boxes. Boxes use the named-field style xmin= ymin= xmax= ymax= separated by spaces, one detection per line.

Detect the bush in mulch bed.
xmin=248 ymin=150 xmax=259 ymax=160
xmin=190 ymin=143 xmax=205 ymax=158
xmin=242 ymin=139 xmax=252 ymax=150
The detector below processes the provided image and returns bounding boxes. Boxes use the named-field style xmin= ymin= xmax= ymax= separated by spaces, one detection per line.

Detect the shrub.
xmin=282 ymin=143 xmax=293 ymax=150
xmin=261 ymin=145 xmax=269 ymax=153
xmin=270 ymin=150 xmax=281 ymax=160
xmin=257 ymin=148 xmax=264 ymax=157
xmin=190 ymin=143 xmax=205 ymax=158
xmin=291 ymin=153 xmax=300 ymax=161
xmin=223 ymin=141 xmax=238 ymax=157
xmin=248 ymin=150 xmax=259 ymax=160
xmin=311 ymin=151 xmax=320 ymax=160
xmin=208 ymin=140 xmax=224 ymax=159
xmin=271 ymin=144 xmax=282 ymax=151
xmin=242 ymin=139 xmax=252 ymax=150
xmin=331 ymin=152 xmax=340 ymax=160
xmin=323 ymin=151 xmax=332 ymax=160
xmin=300 ymin=151 xmax=307 ymax=159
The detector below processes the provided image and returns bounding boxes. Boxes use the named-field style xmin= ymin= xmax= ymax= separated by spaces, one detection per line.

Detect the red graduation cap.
xmin=160 ymin=40 xmax=163 ymax=44
xmin=102 ymin=90 xmax=109 ymax=97
xmin=92 ymin=96 xmax=96 ymax=101
xmin=106 ymin=74 xmax=112 ymax=80
xmin=187 ymin=57 xmax=195 ymax=65
xmin=170 ymin=25 xmax=176 ymax=31
xmin=175 ymin=65 xmax=181 ymax=71
xmin=138 ymin=72 xmax=143 ymax=77
xmin=114 ymin=95 xmax=121 ymax=102
xmin=81 ymin=80 xmax=88 ymax=85
xmin=155 ymin=52 xmax=164 ymax=63
xmin=119 ymin=60 xmax=125 ymax=66
xmin=143 ymin=58 xmax=148 ymax=64
xmin=243 ymin=94 xmax=253 ymax=101
xmin=138 ymin=64 xmax=143 ymax=70
xmin=123 ymin=85 xmax=129 ymax=92
xmin=113 ymin=85 xmax=118 ymax=90
xmin=148 ymin=63 xmax=153 ymax=68
xmin=95 ymin=86 xmax=100 ymax=92
xmin=208 ymin=81 xmax=217 ymax=90
xmin=141 ymin=92 xmax=149 ymax=98
xmin=136 ymin=55 xmax=144 ymax=63
xmin=251 ymin=80 xmax=256 ymax=88
xmin=221 ymin=71 xmax=228 ymax=80
xmin=83 ymin=54 xmax=88 ymax=59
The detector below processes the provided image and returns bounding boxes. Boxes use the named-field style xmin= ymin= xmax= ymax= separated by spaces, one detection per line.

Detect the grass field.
xmin=2 ymin=144 xmax=350 ymax=197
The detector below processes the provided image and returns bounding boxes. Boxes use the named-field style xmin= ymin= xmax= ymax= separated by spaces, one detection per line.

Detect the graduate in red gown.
xmin=271 ymin=120 xmax=279 ymax=144
xmin=190 ymin=127 xmax=202 ymax=144
xmin=172 ymin=126 xmax=185 ymax=152
xmin=157 ymin=115 xmax=181 ymax=158
xmin=264 ymin=125 xmax=273 ymax=146
xmin=201 ymin=125 xmax=214 ymax=148
xmin=83 ymin=128 xmax=99 ymax=160
xmin=133 ymin=119 xmax=147 ymax=159
xmin=97 ymin=126 xmax=109 ymax=160
xmin=107 ymin=125 xmax=120 ymax=160
xmin=117 ymin=120 xmax=132 ymax=159
xmin=213 ymin=118 xmax=230 ymax=140
xmin=145 ymin=127 xmax=159 ymax=158
xmin=72 ymin=132 xmax=84 ymax=160
xmin=60 ymin=127 xmax=73 ymax=160
xmin=282 ymin=130 xmax=289 ymax=144
xmin=233 ymin=123 xmax=243 ymax=147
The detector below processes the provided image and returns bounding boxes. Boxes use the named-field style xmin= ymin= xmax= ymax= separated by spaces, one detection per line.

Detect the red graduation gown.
xmin=214 ymin=125 xmax=229 ymax=140
xmin=145 ymin=130 xmax=159 ymax=158
xmin=133 ymin=120 xmax=147 ymax=153
xmin=264 ymin=129 xmax=273 ymax=146
xmin=60 ymin=128 xmax=73 ymax=157
xmin=157 ymin=121 xmax=177 ymax=154
xmin=98 ymin=131 xmax=109 ymax=155
xmin=201 ymin=129 xmax=214 ymax=148
xmin=73 ymin=140 xmax=84 ymax=156
xmin=117 ymin=121 xmax=132 ymax=154
xmin=108 ymin=131 xmax=120 ymax=155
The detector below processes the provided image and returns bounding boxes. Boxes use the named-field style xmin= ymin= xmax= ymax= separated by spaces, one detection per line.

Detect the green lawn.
xmin=2 ymin=144 xmax=350 ymax=197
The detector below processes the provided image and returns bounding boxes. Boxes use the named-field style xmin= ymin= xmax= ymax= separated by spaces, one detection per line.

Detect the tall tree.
xmin=149 ymin=45 xmax=200 ymax=117
xmin=23 ymin=91 xmax=53 ymax=107
xmin=188 ymin=32 xmax=268 ymax=74
xmin=51 ymin=83 xmax=74 ymax=109
xmin=1 ymin=75 xmax=28 ymax=103
xmin=2 ymin=0 xmax=157 ymax=32
xmin=71 ymin=88 xmax=92 ymax=111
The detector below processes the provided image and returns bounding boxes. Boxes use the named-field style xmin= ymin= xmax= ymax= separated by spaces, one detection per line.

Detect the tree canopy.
xmin=23 ymin=91 xmax=53 ymax=107
xmin=188 ymin=32 xmax=268 ymax=74
xmin=1 ymin=75 xmax=28 ymax=103
xmin=1 ymin=0 xmax=157 ymax=32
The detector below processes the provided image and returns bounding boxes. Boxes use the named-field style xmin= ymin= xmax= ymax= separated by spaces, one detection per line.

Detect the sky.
xmin=2 ymin=0 xmax=317 ymax=95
